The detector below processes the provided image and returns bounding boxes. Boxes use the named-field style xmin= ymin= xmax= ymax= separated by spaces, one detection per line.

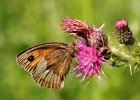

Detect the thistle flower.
xmin=115 ymin=19 xmax=135 ymax=45
xmin=62 ymin=18 xmax=110 ymax=79
xmin=74 ymin=40 xmax=105 ymax=81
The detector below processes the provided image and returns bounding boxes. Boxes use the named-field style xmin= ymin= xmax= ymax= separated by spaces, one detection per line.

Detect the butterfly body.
xmin=16 ymin=42 xmax=75 ymax=90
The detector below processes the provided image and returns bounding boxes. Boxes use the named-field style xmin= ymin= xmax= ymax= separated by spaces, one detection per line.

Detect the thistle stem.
xmin=110 ymin=46 xmax=138 ymax=63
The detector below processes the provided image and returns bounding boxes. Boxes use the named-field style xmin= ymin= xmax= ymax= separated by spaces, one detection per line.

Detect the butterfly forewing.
xmin=16 ymin=42 xmax=74 ymax=89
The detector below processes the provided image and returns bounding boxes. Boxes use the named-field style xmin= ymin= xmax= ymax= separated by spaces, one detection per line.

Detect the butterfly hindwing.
xmin=32 ymin=49 xmax=72 ymax=89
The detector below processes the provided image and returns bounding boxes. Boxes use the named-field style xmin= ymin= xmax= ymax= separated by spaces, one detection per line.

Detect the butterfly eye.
xmin=28 ymin=55 xmax=34 ymax=62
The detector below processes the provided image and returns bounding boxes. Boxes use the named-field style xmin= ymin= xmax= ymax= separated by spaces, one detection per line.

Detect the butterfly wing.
xmin=16 ymin=42 xmax=73 ymax=89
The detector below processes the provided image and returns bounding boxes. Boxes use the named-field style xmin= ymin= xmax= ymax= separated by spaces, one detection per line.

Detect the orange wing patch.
xmin=16 ymin=48 xmax=55 ymax=73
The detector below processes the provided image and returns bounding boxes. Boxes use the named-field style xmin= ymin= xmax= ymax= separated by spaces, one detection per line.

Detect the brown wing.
xmin=16 ymin=42 xmax=73 ymax=89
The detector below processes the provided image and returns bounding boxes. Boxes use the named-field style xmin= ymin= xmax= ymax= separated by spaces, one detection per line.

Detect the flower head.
xmin=74 ymin=40 xmax=105 ymax=80
xmin=115 ymin=19 xmax=135 ymax=45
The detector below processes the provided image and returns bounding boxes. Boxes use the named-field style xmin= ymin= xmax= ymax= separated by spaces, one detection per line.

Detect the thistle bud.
xmin=115 ymin=19 xmax=135 ymax=45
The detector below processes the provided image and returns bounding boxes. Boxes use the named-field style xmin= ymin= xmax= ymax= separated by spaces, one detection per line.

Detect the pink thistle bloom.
xmin=74 ymin=40 xmax=105 ymax=81
xmin=61 ymin=18 xmax=90 ymax=34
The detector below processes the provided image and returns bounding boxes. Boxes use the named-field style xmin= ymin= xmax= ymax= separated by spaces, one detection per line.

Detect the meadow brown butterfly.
xmin=16 ymin=42 xmax=75 ymax=90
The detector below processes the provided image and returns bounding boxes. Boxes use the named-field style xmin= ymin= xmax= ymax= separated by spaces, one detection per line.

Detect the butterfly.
xmin=16 ymin=42 xmax=75 ymax=90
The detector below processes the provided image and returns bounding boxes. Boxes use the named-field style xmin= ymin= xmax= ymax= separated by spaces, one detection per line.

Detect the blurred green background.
xmin=0 ymin=0 xmax=140 ymax=100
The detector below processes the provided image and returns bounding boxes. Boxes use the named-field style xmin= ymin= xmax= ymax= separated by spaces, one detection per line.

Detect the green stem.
xmin=110 ymin=46 xmax=138 ymax=63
